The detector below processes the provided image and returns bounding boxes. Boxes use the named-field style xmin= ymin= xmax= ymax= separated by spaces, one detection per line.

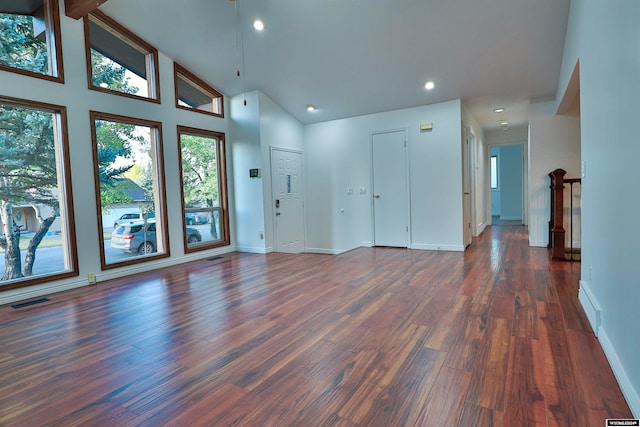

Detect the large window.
xmin=90 ymin=112 xmax=168 ymax=268
xmin=0 ymin=96 xmax=77 ymax=289
xmin=174 ymin=63 xmax=224 ymax=117
xmin=84 ymin=11 xmax=160 ymax=102
xmin=0 ymin=0 xmax=64 ymax=82
xmin=177 ymin=126 xmax=229 ymax=253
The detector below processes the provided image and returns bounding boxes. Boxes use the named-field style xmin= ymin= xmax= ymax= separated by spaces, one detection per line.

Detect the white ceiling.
xmin=100 ymin=0 xmax=570 ymax=130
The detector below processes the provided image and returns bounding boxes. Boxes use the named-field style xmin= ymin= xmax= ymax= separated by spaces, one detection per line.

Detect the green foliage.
xmin=180 ymin=134 xmax=219 ymax=208
xmin=0 ymin=12 xmax=48 ymax=74
xmin=95 ymin=119 xmax=143 ymax=208
xmin=0 ymin=105 xmax=57 ymax=207
xmin=91 ymin=50 xmax=138 ymax=95
xmin=0 ymin=104 xmax=58 ymax=280
xmin=1 ymin=14 xmax=146 ymax=279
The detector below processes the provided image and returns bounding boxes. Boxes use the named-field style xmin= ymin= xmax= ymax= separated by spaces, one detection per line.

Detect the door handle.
xmin=464 ymin=192 xmax=470 ymax=195
xmin=374 ymin=194 xmax=381 ymax=199
xmin=275 ymin=212 xmax=281 ymax=216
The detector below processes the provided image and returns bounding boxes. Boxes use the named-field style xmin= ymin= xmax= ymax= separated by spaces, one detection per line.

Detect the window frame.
xmin=0 ymin=95 xmax=78 ymax=291
xmin=83 ymin=10 xmax=161 ymax=103
xmin=177 ymin=125 xmax=230 ymax=254
xmin=174 ymin=62 xmax=224 ymax=118
xmin=491 ymin=155 xmax=499 ymax=190
xmin=89 ymin=111 xmax=169 ymax=270
xmin=0 ymin=0 xmax=65 ymax=83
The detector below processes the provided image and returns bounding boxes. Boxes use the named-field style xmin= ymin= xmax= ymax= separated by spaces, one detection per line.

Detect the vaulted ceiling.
xmin=96 ymin=0 xmax=570 ymax=130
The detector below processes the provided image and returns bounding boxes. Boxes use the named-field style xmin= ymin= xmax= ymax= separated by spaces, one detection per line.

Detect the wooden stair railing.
xmin=548 ymin=168 xmax=581 ymax=260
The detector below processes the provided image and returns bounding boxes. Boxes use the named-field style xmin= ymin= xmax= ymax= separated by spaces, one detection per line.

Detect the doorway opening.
xmin=489 ymin=143 xmax=525 ymax=226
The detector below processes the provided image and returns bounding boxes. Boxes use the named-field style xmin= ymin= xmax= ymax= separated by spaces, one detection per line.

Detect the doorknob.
xmin=464 ymin=192 xmax=470 ymax=195
xmin=275 ymin=212 xmax=281 ymax=216
xmin=374 ymin=194 xmax=380 ymax=199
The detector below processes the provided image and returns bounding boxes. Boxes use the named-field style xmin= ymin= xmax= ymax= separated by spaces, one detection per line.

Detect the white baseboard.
xmin=410 ymin=243 xmax=465 ymax=252
xmin=475 ymin=222 xmax=487 ymax=236
xmin=236 ymin=245 xmax=270 ymax=254
xmin=578 ymin=280 xmax=601 ymax=336
xmin=306 ymin=247 xmax=345 ymax=255
xmin=500 ymin=216 xmax=522 ymax=221
xmin=598 ymin=328 xmax=640 ymax=418
xmin=578 ymin=280 xmax=640 ymax=417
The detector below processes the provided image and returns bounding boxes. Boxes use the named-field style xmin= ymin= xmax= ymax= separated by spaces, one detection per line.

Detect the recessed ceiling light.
xmin=500 ymin=120 xmax=508 ymax=126
xmin=494 ymin=107 xmax=505 ymax=113
xmin=253 ymin=19 xmax=265 ymax=31
xmin=306 ymin=104 xmax=316 ymax=112
xmin=424 ymin=81 xmax=435 ymax=90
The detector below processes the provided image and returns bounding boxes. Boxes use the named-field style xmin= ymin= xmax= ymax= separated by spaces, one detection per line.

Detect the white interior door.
xmin=372 ymin=130 xmax=409 ymax=247
xmin=271 ymin=148 xmax=305 ymax=253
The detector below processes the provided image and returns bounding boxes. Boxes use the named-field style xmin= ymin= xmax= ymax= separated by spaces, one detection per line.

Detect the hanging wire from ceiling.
xmin=233 ymin=0 xmax=247 ymax=106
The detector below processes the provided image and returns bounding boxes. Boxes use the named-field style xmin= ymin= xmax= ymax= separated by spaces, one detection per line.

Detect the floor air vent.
xmin=11 ymin=298 xmax=50 ymax=309
xmin=207 ymin=256 xmax=224 ymax=261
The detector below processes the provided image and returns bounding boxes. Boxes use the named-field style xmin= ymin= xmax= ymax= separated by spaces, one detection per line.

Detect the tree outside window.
xmin=85 ymin=11 xmax=159 ymax=101
xmin=0 ymin=0 xmax=63 ymax=81
xmin=91 ymin=113 xmax=168 ymax=268
xmin=0 ymin=97 xmax=77 ymax=287
xmin=178 ymin=126 xmax=229 ymax=252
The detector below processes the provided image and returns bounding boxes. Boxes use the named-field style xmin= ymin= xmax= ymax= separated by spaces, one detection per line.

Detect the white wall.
xmin=0 ymin=3 xmax=236 ymax=305
xmin=230 ymin=91 xmax=304 ymax=253
xmin=304 ymin=99 xmax=464 ymax=253
xmin=474 ymin=132 xmax=488 ymax=235
xmin=558 ymin=0 xmax=640 ymax=416
xmin=230 ymin=91 xmax=265 ymax=253
xmin=258 ymin=92 xmax=304 ymax=251
xmin=528 ymin=100 xmax=581 ymax=247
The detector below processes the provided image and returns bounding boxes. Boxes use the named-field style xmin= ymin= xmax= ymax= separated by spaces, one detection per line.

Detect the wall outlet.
xmin=88 ymin=272 xmax=96 ymax=284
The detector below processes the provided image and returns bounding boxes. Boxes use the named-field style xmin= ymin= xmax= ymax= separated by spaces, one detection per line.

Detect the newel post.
xmin=549 ymin=169 xmax=566 ymax=260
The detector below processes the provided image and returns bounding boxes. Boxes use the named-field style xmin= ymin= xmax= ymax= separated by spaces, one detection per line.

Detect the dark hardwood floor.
xmin=0 ymin=226 xmax=631 ymax=426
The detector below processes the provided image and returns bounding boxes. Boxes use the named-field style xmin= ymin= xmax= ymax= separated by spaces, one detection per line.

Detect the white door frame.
xmin=462 ymin=124 xmax=472 ymax=247
xmin=468 ymin=127 xmax=478 ymax=237
xmin=369 ymin=128 xmax=411 ymax=248
xmin=270 ymin=146 xmax=306 ymax=253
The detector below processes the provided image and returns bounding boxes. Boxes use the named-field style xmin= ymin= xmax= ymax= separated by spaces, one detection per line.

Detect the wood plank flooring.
xmin=0 ymin=225 xmax=632 ymax=426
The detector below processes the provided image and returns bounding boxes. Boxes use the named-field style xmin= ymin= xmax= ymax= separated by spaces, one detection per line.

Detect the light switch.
xmin=346 ymin=187 xmax=353 ymax=195
xmin=359 ymin=187 xmax=367 ymax=195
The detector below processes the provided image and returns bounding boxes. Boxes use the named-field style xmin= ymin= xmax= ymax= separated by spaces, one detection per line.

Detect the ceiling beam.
xmin=64 ymin=0 xmax=108 ymax=19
